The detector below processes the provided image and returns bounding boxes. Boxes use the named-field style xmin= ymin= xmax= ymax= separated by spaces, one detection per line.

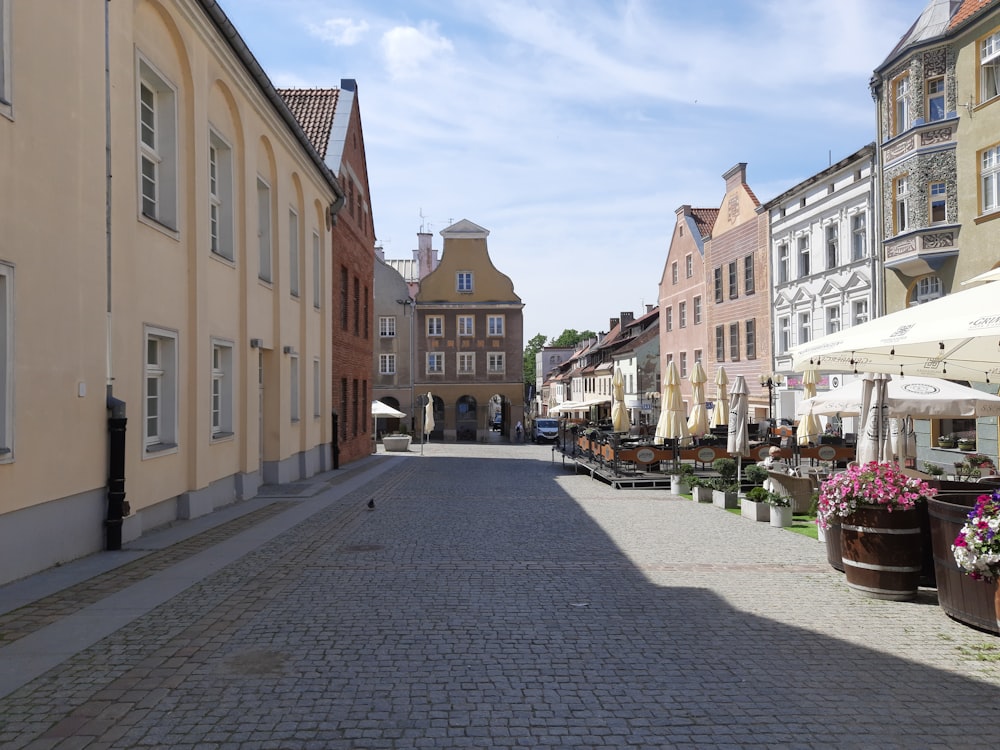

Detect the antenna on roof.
xmin=419 ymin=208 xmax=426 ymax=233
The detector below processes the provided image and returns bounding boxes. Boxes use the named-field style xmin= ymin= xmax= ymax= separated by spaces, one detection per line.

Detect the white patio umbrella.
xmin=654 ymin=361 xmax=686 ymax=443
xmin=789 ymin=278 xmax=1000 ymax=383
xmin=371 ymin=400 xmax=406 ymax=418
xmin=796 ymin=368 xmax=823 ymax=447
xmin=891 ymin=416 xmax=917 ymax=463
xmin=423 ymin=392 xmax=435 ymax=442
xmin=795 ymin=375 xmax=1000 ymax=418
xmin=856 ymin=374 xmax=893 ymax=464
xmin=611 ymin=367 xmax=629 ymax=432
xmin=687 ymin=361 xmax=709 ymax=439
xmin=727 ymin=375 xmax=750 ymax=458
xmin=710 ymin=366 xmax=730 ymax=429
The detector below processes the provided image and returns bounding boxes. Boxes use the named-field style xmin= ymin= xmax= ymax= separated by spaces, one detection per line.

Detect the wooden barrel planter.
xmin=928 ymin=495 xmax=1000 ymax=635
xmin=824 ymin=518 xmax=844 ymax=573
xmin=840 ymin=505 xmax=923 ymax=601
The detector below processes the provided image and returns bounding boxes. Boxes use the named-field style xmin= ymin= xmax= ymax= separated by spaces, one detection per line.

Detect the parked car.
xmin=533 ymin=418 xmax=559 ymax=443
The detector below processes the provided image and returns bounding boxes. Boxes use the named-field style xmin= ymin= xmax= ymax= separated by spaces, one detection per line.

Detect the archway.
xmin=456 ymin=395 xmax=478 ymax=441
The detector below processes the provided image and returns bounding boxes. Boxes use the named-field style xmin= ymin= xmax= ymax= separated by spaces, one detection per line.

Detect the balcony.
xmin=883 ymin=225 xmax=960 ymax=276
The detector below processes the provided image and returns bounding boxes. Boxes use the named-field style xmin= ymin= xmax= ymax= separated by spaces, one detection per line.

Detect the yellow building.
xmin=0 ymin=0 xmax=344 ymax=584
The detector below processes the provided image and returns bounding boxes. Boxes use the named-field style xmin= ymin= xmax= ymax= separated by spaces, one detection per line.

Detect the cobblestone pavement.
xmin=2 ymin=443 xmax=1000 ymax=748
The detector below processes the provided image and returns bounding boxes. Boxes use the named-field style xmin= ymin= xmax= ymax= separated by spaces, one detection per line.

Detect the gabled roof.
xmin=879 ymin=0 xmax=1000 ymax=70
xmin=690 ymin=208 xmax=720 ymax=239
xmin=950 ymin=0 xmax=995 ymax=27
xmin=277 ymin=88 xmax=340 ymax=161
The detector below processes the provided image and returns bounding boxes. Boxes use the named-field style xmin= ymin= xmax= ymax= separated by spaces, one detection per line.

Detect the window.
xmin=427 ymin=352 xmax=443 ymax=374
xmin=458 ymin=352 xmax=475 ymax=374
xmin=853 ymin=300 xmax=869 ymax=325
xmin=981 ymin=144 xmax=1000 ymax=214
xmin=210 ymin=340 xmax=233 ymax=438
xmin=312 ymin=232 xmax=321 ymax=308
xmin=340 ymin=378 xmax=348 ymax=439
xmin=728 ymin=261 xmax=738 ymax=299
xmin=729 ymin=324 xmax=740 ymax=362
xmin=797 ymin=236 xmax=810 ymax=277
xmin=777 ymin=243 xmax=789 ymax=284
xmin=827 ymin=306 xmax=841 ymax=334
xmin=685 ymin=254 xmax=693 ymax=278
xmin=679 ymin=352 xmax=687 ymax=378
xmin=744 ymin=320 xmax=756 ymax=360
xmin=458 ymin=316 xmax=474 ymax=336
xmin=892 ymin=72 xmax=910 ymax=136
xmin=825 ymin=225 xmax=838 ymax=269
xmin=693 ymin=296 xmax=702 ymax=325
xmin=929 ymin=182 xmax=947 ymax=223
xmin=851 ymin=214 xmax=867 ymax=261
xmin=0 ymin=263 xmax=11 ymax=458
xmin=488 ymin=352 xmax=505 ymax=374
xmin=313 ymin=359 xmax=321 ymax=418
xmin=457 ymin=271 xmax=473 ymax=292
xmin=694 ymin=349 xmax=702 ymax=367
xmin=379 ymin=353 xmax=396 ymax=375
xmin=353 ymin=277 xmax=360 ymax=335
xmin=912 ymin=275 xmax=943 ymax=304
xmin=678 ymin=301 xmax=687 ymax=328
xmin=743 ymin=254 xmax=755 ymax=295
xmin=289 ymin=209 xmax=300 ymax=297
xmin=290 ymin=354 xmax=300 ymax=422
xmin=488 ymin=316 xmax=504 ymax=336
xmin=144 ymin=327 xmax=177 ymax=452
xmin=427 ymin=316 xmax=443 ymax=336
xmin=894 ymin=176 xmax=909 ymax=233
xmin=352 ymin=379 xmax=358 ymax=436
xmin=779 ymin=317 xmax=790 ymax=353
xmin=208 ymin=131 xmax=233 ymax=260
xmin=364 ymin=286 xmax=369 ymax=339
xmin=664 ymin=306 xmax=673 ymax=332
xmin=715 ymin=326 xmax=725 ymax=361
xmin=981 ymin=30 xmax=1000 ymax=103
xmin=138 ymin=58 xmax=177 ymax=227
xmin=798 ymin=312 xmax=811 ymax=345
xmin=258 ymin=179 xmax=272 ymax=282
xmin=339 ymin=266 xmax=348 ymax=329
xmin=714 ymin=267 xmax=723 ymax=303
xmin=671 ymin=262 xmax=678 ymax=284
xmin=379 ymin=316 xmax=396 ymax=337
xmin=927 ymin=77 xmax=945 ymax=121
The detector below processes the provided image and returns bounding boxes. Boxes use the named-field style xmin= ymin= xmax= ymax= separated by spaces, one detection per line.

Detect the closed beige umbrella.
xmin=710 ymin=366 xmax=729 ymax=429
xmin=654 ymin=361 xmax=686 ymax=443
xmin=611 ymin=367 xmax=629 ymax=433
xmin=687 ymin=361 xmax=709 ymax=439
xmin=796 ymin=367 xmax=823 ymax=446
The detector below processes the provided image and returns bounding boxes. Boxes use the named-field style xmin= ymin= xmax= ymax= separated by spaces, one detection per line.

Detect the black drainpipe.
xmin=331 ymin=411 xmax=340 ymax=470
xmin=106 ymin=395 xmax=130 ymax=550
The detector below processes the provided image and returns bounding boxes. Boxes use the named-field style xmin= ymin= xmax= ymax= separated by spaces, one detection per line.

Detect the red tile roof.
xmin=690 ymin=208 xmax=720 ymax=239
xmin=950 ymin=0 xmax=996 ymax=29
xmin=276 ymin=88 xmax=341 ymax=160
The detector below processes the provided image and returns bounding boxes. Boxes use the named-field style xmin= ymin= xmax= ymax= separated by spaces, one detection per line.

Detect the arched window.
xmin=910 ymin=275 xmax=943 ymax=305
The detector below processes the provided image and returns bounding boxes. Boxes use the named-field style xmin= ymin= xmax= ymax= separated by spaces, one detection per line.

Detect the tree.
xmin=523 ymin=333 xmax=547 ymax=388
xmin=549 ymin=329 xmax=596 ymax=348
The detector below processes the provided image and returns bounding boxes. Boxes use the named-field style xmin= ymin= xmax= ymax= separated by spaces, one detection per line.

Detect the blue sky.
xmin=218 ymin=0 xmax=928 ymax=342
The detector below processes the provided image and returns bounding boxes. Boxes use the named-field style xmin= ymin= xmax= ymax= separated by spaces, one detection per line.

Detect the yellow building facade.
xmin=0 ymin=0 xmax=343 ymax=584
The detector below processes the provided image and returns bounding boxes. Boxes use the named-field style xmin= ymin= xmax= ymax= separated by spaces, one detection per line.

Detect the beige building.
xmin=0 ymin=1 xmax=344 ymax=585
xmin=414 ymin=220 xmax=524 ymax=440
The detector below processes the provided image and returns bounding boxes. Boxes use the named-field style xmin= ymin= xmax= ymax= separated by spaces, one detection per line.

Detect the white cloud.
xmin=309 ymin=17 xmax=370 ymax=46
xmin=380 ymin=23 xmax=454 ymax=80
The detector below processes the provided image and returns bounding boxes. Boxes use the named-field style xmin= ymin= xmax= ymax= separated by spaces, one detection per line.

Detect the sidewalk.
xmin=2 ymin=443 xmax=1000 ymax=748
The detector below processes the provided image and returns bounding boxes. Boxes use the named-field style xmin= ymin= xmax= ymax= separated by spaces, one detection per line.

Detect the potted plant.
xmin=767 ymin=491 xmax=793 ymax=528
xmin=817 ymin=461 xmax=937 ymax=600
xmin=670 ymin=462 xmax=696 ymax=495
xmin=952 ymin=491 xmax=1000 ymax=582
xmin=741 ymin=486 xmax=771 ymax=522
xmin=958 ymin=437 xmax=977 ymax=452
xmin=689 ymin=476 xmax=714 ymax=503
xmin=937 ymin=434 xmax=957 ymax=449
xmin=742 ymin=463 xmax=769 ymax=492
xmin=382 ymin=432 xmax=412 ymax=452
xmin=711 ymin=458 xmax=738 ymax=509
xmin=922 ymin=461 xmax=945 ymax=478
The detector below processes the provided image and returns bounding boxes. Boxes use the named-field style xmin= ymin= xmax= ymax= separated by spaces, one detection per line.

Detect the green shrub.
xmin=712 ymin=457 xmax=737 ymax=482
xmin=743 ymin=464 xmax=768 ymax=484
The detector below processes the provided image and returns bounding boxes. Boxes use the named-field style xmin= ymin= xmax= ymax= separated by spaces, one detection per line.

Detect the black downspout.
xmin=106 ymin=395 xmax=129 ymax=550
xmin=331 ymin=412 xmax=340 ymax=470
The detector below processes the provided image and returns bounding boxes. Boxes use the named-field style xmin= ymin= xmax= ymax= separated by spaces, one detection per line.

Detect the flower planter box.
xmin=670 ymin=476 xmax=692 ymax=495
xmin=937 ymin=438 xmax=957 ymax=449
xmin=825 ymin=518 xmax=844 ymax=572
xmin=692 ymin=486 xmax=714 ymax=503
xmin=712 ymin=489 xmax=738 ymax=509
xmin=957 ymin=439 xmax=977 ymax=452
xmin=769 ymin=505 xmax=793 ymax=528
xmin=741 ymin=498 xmax=770 ymax=522
xmin=382 ymin=435 xmax=412 ymax=452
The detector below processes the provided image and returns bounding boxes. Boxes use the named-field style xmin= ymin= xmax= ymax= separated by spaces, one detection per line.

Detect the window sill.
xmin=145 ymin=442 xmax=178 ymax=456
xmin=211 ymin=431 xmax=235 ymax=442
xmin=974 ymin=210 xmax=1000 ymax=225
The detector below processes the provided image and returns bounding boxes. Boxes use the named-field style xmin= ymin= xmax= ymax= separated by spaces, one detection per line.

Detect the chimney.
xmin=620 ymin=311 xmax=634 ymax=325
xmin=414 ymin=232 xmax=439 ymax=280
xmin=609 ymin=318 xmax=620 ymax=330
xmin=645 ymin=304 xmax=654 ymax=313
xmin=374 ymin=243 xmax=385 ymax=262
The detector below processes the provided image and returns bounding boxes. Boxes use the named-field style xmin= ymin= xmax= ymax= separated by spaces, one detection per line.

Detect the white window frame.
xmin=427 ymin=352 xmax=443 ymax=374
xmin=679 ymin=351 xmax=688 ymax=378
xmin=208 ymin=129 xmax=234 ymax=260
xmin=678 ymin=301 xmax=687 ymax=328
xmin=797 ymin=236 xmax=809 ymax=277
xmin=981 ymin=30 xmax=1000 ymax=103
xmin=456 ymin=271 xmax=473 ymax=293
xmin=853 ymin=299 xmax=869 ymax=325
xmin=290 ymin=354 xmax=300 ymax=422
xmin=894 ymin=176 xmax=909 ymax=233
xmin=457 ymin=352 xmax=475 ymax=374
xmin=488 ymin=315 xmax=504 ymax=336
xmin=693 ymin=296 xmax=702 ymax=325
xmin=982 ymin=144 xmax=1000 ymax=214
xmin=144 ymin=326 xmax=178 ymax=454
xmin=893 ymin=72 xmax=910 ymax=135
xmin=665 ymin=306 xmax=673 ymax=332
xmin=487 ymin=352 xmax=505 ymax=374
xmin=312 ymin=232 xmax=321 ymax=308
xmin=458 ymin=315 xmax=474 ymax=336
xmin=0 ymin=262 xmax=12 ymax=460
xmin=825 ymin=225 xmax=838 ymax=269
xmin=798 ymin=312 xmax=811 ymax=345
xmin=913 ymin=275 xmax=943 ymax=305
xmin=929 ymin=181 xmax=947 ymax=224
xmin=427 ymin=316 xmax=443 ymax=336
xmin=826 ymin=306 xmax=841 ymax=335
xmin=685 ymin=254 xmax=693 ymax=278
xmin=137 ymin=56 xmax=177 ymax=228
xmin=851 ymin=213 xmax=867 ymax=261
xmin=1 ymin=0 xmax=12 ymax=119
xmin=313 ymin=358 xmax=321 ymax=418
xmin=927 ymin=76 xmax=945 ymax=121
xmin=257 ymin=178 xmax=272 ymax=282
xmin=289 ymin=208 xmax=300 ymax=297
xmin=210 ymin=339 xmax=234 ymax=439
xmin=777 ymin=243 xmax=789 ymax=284
xmin=728 ymin=324 xmax=740 ymax=362
xmin=379 ymin=316 xmax=396 ymax=337
xmin=779 ymin=317 xmax=790 ymax=353
xmin=379 ymin=353 xmax=396 ymax=375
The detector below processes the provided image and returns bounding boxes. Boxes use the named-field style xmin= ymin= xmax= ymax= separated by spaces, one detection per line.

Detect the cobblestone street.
xmin=2 ymin=443 xmax=1000 ymax=748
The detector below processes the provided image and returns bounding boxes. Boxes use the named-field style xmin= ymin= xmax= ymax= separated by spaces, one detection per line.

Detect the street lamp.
xmin=758 ymin=373 xmax=785 ymax=424
xmin=396 ymin=297 xmax=416 ymax=434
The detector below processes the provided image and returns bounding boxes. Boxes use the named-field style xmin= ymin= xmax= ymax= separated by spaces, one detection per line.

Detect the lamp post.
xmin=396 ymin=297 xmax=416 ymax=434
xmin=758 ymin=373 xmax=784 ymax=424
